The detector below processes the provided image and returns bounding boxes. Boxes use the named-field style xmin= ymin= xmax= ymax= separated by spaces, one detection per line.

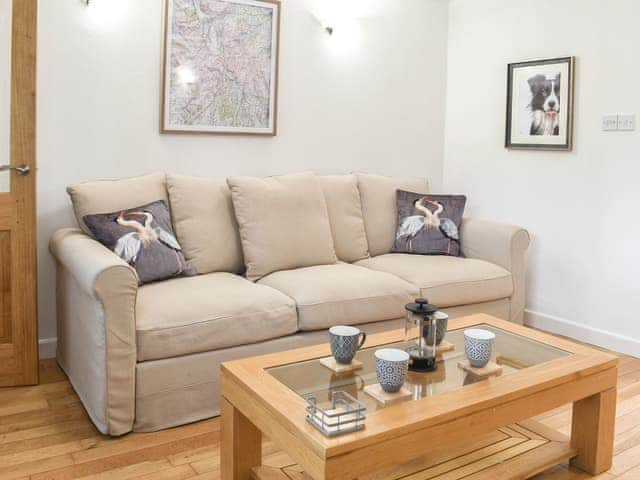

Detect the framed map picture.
xmin=505 ymin=57 xmax=575 ymax=151
xmin=162 ymin=0 xmax=280 ymax=135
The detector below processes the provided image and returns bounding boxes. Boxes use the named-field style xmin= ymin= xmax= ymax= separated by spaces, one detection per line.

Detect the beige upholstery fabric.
xmin=460 ymin=218 xmax=531 ymax=324
xmin=52 ymin=171 xmax=530 ymax=436
xmin=227 ymin=173 xmax=338 ymax=281
xmin=67 ymin=172 xmax=168 ymax=235
xmin=356 ymin=173 xmax=429 ymax=256
xmin=136 ymin=273 xmax=297 ymax=362
xmin=356 ymin=254 xmax=513 ymax=308
xmin=259 ymin=263 xmax=418 ymax=331
xmin=56 ymin=266 xmax=108 ymax=434
xmin=319 ymin=175 xmax=369 ymax=262
xmin=166 ymin=174 xmax=244 ymax=274
xmin=132 ymin=302 xmax=510 ymax=432
xmin=50 ymin=229 xmax=138 ymax=436
xmin=134 ymin=317 xmax=405 ymax=432
xmin=443 ymin=299 xmax=510 ymax=321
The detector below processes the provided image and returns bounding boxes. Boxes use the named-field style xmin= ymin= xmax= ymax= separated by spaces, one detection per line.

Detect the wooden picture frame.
xmin=505 ymin=56 xmax=575 ymax=151
xmin=161 ymin=0 xmax=280 ymax=135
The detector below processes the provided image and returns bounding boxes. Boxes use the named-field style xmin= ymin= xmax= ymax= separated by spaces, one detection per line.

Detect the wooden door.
xmin=0 ymin=0 xmax=37 ymax=387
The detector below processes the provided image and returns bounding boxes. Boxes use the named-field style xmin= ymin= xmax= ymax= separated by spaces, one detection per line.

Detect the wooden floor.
xmin=1 ymin=351 xmax=640 ymax=480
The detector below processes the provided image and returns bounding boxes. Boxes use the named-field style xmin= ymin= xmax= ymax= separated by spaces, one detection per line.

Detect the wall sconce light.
xmin=311 ymin=0 xmax=368 ymax=52
xmin=321 ymin=21 xmax=334 ymax=35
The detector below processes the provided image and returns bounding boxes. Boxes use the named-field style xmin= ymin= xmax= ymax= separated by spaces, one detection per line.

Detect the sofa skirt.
xmin=132 ymin=299 xmax=509 ymax=432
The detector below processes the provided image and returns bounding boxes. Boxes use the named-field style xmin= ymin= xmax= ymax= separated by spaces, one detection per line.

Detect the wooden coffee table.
xmin=220 ymin=314 xmax=618 ymax=480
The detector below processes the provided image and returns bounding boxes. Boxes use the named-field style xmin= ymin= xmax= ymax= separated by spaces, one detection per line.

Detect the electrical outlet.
xmin=618 ymin=114 xmax=636 ymax=131
xmin=602 ymin=115 xmax=619 ymax=131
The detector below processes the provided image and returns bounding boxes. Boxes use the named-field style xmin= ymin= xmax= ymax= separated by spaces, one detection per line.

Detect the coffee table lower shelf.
xmin=251 ymin=419 xmax=577 ymax=480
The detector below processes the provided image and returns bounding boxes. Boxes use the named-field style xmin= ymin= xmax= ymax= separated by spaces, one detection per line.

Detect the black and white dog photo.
xmin=506 ymin=56 xmax=573 ymax=150
xmin=528 ymin=73 xmax=560 ymax=136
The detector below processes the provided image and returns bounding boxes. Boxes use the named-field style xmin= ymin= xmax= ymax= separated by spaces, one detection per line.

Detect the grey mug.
xmin=329 ymin=326 xmax=366 ymax=364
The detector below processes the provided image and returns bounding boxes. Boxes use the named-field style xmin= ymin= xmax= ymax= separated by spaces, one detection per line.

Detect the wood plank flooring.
xmin=0 ymin=350 xmax=639 ymax=479
xmin=252 ymin=419 xmax=578 ymax=480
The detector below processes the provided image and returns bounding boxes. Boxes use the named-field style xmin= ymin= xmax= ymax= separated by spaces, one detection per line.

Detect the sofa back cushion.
xmin=167 ymin=174 xmax=244 ymax=274
xmin=356 ymin=173 xmax=429 ymax=256
xmin=67 ymin=172 xmax=168 ymax=235
xmin=319 ymin=175 xmax=369 ymax=262
xmin=227 ymin=172 xmax=338 ymax=281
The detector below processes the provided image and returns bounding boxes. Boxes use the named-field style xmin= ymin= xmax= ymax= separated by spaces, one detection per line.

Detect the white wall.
xmin=444 ymin=0 xmax=640 ymax=355
xmin=36 ymin=0 xmax=449 ymax=352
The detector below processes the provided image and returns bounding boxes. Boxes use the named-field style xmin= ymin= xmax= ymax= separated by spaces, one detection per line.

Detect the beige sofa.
xmin=49 ymin=172 xmax=530 ymax=436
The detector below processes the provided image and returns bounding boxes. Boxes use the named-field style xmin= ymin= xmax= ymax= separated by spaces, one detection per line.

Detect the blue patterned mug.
xmin=464 ymin=328 xmax=496 ymax=368
xmin=329 ymin=326 xmax=366 ymax=364
xmin=375 ymin=348 xmax=410 ymax=393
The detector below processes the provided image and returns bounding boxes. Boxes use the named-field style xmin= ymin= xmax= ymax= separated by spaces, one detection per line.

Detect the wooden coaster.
xmin=363 ymin=383 xmax=412 ymax=405
xmin=436 ymin=340 xmax=455 ymax=356
xmin=457 ymin=359 xmax=503 ymax=377
xmin=319 ymin=357 xmax=363 ymax=374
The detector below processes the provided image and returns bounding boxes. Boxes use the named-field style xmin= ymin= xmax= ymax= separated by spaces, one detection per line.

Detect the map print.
xmin=164 ymin=0 xmax=278 ymax=133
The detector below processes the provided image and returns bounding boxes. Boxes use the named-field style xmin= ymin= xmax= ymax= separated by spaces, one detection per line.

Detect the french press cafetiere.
xmin=404 ymin=298 xmax=438 ymax=372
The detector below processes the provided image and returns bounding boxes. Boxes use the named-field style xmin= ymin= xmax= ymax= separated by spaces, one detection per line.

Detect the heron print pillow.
xmin=392 ymin=191 xmax=467 ymax=257
xmin=83 ymin=200 xmax=196 ymax=285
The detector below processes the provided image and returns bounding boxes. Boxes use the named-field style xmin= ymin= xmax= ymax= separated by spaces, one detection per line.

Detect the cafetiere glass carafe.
xmin=404 ymin=298 xmax=438 ymax=372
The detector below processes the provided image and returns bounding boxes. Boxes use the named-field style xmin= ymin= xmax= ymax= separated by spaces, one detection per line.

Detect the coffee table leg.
xmin=222 ymin=397 xmax=262 ymax=480
xmin=570 ymin=388 xmax=616 ymax=475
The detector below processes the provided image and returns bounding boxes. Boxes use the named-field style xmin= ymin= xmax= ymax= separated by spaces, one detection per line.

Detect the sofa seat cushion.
xmin=136 ymin=273 xmax=298 ymax=361
xmin=355 ymin=254 xmax=513 ymax=308
xmin=258 ymin=263 xmax=418 ymax=331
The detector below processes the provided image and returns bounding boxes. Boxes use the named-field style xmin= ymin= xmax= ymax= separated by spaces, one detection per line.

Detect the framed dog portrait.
xmin=505 ymin=57 xmax=575 ymax=151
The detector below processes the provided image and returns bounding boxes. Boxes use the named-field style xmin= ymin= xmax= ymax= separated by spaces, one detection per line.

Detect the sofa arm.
xmin=50 ymin=228 xmax=138 ymax=435
xmin=460 ymin=218 xmax=530 ymax=324
xmin=50 ymin=228 xmax=135 ymax=296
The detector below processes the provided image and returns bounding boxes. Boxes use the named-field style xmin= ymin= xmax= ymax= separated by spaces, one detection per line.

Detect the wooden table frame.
xmin=220 ymin=314 xmax=618 ymax=480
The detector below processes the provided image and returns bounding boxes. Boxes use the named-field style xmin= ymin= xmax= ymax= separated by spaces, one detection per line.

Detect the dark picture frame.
xmin=505 ymin=57 xmax=575 ymax=151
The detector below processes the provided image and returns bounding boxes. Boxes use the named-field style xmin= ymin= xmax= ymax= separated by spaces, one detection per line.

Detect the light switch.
xmin=602 ymin=115 xmax=618 ymax=131
xmin=618 ymin=114 xmax=636 ymax=131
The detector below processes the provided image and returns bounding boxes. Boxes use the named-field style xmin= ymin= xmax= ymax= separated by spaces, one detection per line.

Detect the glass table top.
xmin=268 ymin=324 xmax=571 ymax=412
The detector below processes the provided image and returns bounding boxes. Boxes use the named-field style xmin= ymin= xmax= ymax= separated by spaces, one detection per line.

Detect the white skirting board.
xmin=39 ymin=337 xmax=57 ymax=359
xmin=525 ymin=309 xmax=640 ymax=358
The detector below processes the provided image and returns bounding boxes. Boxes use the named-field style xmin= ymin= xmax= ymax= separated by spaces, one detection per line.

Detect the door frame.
xmin=0 ymin=0 xmax=38 ymax=386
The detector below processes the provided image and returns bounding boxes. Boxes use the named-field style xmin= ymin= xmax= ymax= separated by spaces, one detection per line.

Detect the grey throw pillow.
xmin=83 ymin=200 xmax=196 ymax=285
xmin=392 ymin=190 xmax=467 ymax=257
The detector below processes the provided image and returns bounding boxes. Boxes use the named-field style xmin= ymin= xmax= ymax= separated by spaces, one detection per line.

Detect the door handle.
xmin=0 ymin=164 xmax=30 ymax=175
